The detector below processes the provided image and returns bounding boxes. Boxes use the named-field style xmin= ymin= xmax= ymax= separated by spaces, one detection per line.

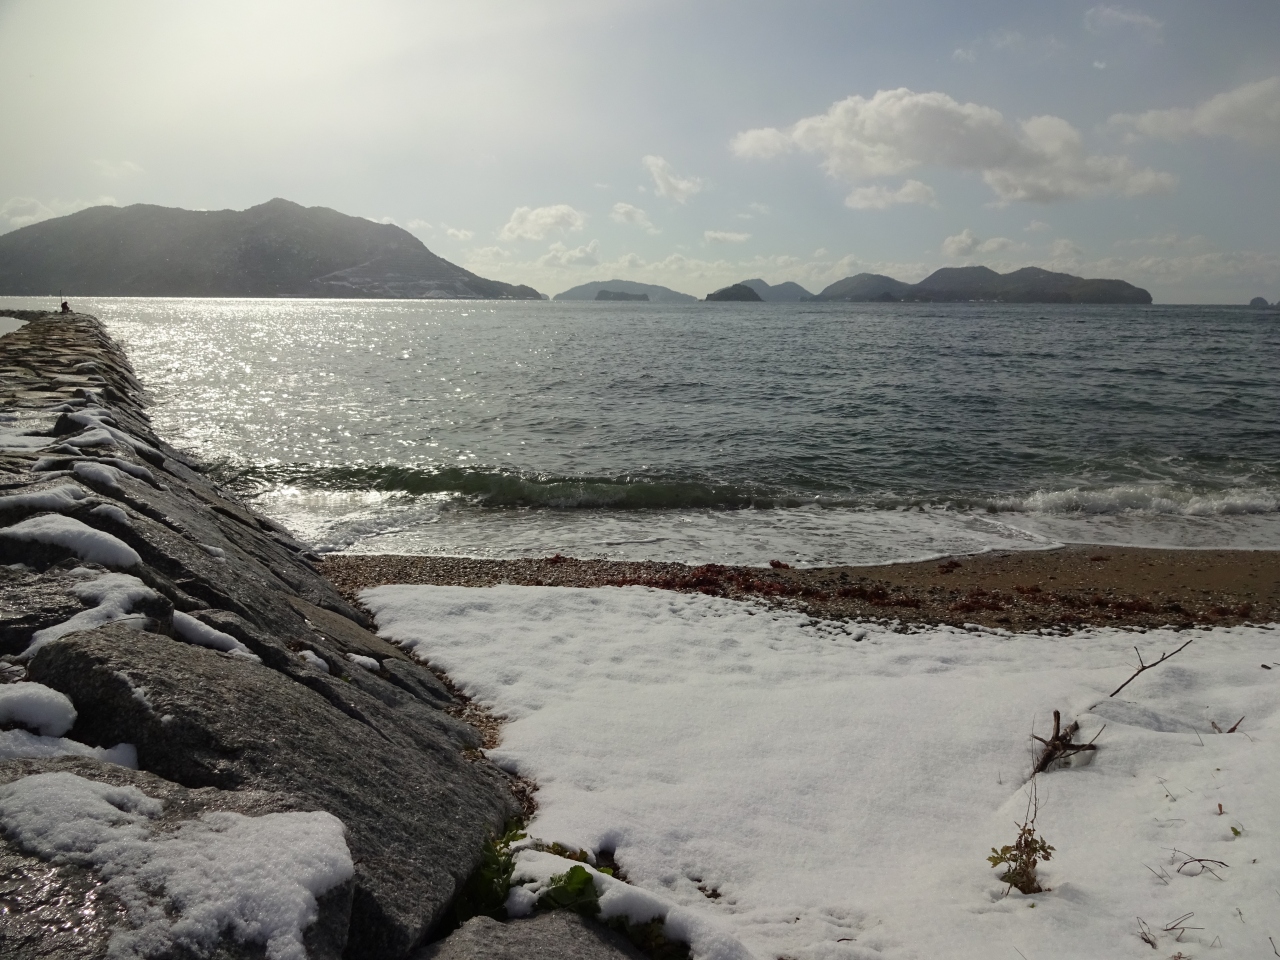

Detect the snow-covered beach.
xmin=364 ymin=582 xmax=1280 ymax=960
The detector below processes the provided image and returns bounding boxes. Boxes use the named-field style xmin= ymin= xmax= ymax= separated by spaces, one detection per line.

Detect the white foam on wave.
xmin=997 ymin=483 xmax=1279 ymax=517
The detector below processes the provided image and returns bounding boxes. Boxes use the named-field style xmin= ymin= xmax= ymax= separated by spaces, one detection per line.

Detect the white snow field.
xmin=365 ymin=584 xmax=1280 ymax=960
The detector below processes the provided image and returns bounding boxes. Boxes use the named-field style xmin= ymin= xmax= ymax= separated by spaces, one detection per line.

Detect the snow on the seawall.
xmin=0 ymin=513 xmax=140 ymax=568
xmin=0 ymin=483 xmax=91 ymax=514
xmin=365 ymin=584 xmax=1280 ymax=960
xmin=0 ymin=772 xmax=353 ymax=960
xmin=172 ymin=611 xmax=260 ymax=661
xmin=0 ymin=729 xmax=138 ymax=767
xmin=0 ymin=681 xmax=77 ymax=736
xmin=27 ymin=571 xmax=160 ymax=654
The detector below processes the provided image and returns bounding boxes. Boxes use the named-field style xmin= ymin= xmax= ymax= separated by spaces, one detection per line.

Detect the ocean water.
xmin=6 ymin=296 xmax=1278 ymax=566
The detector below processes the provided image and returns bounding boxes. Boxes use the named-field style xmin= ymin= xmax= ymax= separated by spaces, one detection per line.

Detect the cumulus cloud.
xmin=731 ymin=87 xmax=1173 ymax=204
xmin=499 ymin=204 xmax=586 ymax=241
xmin=407 ymin=219 xmax=432 ymax=232
xmin=942 ymin=229 xmax=1015 ymax=257
xmin=642 ymin=156 xmax=703 ymax=203
xmin=610 ymin=202 xmax=657 ymax=232
xmin=1110 ymin=77 xmax=1280 ymax=146
xmin=1 ymin=196 xmax=117 ymax=233
xmin=952 ymin=48 xmax=976 ymax=63
xmin=537 ymin=239 xmax=600 ymax=268
xmin=1084 ymin=6 xmax=1162 ymax=41
xmin=1025 ymin=220 xmax=1050 ymax=232
xmin=446 ymin=226 xmax=474 ymax=241
xmin=704 ymin=230 xmax=751 ymax=243
xmin=845 ymin=179 xmax=936 ymax=210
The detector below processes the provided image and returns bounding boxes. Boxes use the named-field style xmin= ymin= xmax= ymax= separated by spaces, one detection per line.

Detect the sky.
xmin=1 ymin=0 xmax=1277 ymax=302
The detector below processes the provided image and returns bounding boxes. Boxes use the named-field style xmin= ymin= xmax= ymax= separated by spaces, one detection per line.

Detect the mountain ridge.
xmin=0 ymin=199 xmax=542 ymax=299
xmin=814 ymin=265 xmax=1151 ymax=304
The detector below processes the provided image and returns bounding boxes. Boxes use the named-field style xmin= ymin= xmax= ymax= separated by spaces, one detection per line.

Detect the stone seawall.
xmin=0 ymin=312 xmax=522 ymax=959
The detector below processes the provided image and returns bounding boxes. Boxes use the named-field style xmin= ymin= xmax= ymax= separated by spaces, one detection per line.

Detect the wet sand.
xmin=322 ymin=546 xmax=1280 ymax=632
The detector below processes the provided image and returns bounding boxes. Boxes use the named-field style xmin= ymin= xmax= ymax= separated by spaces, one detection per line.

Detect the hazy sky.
xmin=2 ymin=0 xmax=1277 ymax=301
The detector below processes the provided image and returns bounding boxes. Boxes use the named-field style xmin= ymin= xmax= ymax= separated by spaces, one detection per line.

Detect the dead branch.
xmin=1227 ymin=716 xmax=1245 ymax=733
xmin=1136 ymin=917 xmax=1158 ymax=949
xmin=1032 ymin=710 xmax=1101 ymax=774
xmin=1110 ymin=638 xmax=1195 ymax=697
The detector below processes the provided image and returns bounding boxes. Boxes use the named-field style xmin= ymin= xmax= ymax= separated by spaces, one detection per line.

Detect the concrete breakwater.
xmin=0 ymin=312 xmax=627 ymax=959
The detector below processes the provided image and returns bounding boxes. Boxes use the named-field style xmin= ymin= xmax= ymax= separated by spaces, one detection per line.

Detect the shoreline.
xmin=322 ymin=544 xmax=1280 ymax=632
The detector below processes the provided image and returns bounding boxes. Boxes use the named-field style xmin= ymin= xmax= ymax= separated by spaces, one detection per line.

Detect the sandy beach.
xmin=322 ymin=544 xmax=1280 ymax=632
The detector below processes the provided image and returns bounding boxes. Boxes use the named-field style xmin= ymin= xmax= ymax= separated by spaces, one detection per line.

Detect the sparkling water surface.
xmin=6 ymin=296 xmax=1278 ymax=565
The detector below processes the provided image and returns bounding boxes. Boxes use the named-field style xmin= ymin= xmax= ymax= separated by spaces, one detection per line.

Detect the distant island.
xmin=705 ymin=283 xmax=763 ymax=302
xmin=811 ymin=266 xmax=1151 ymax=304
xmin=0 ymin=199 xmax=542 ymax=300
xmin=595 ymin=290 xmax=649 ymax=301
xmin=739 ymin=278 xmax=813 ymax=302
xmin=553 ymin=280 xmax=697 ymax=303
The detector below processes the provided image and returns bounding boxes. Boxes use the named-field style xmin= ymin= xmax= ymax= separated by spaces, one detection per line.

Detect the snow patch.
xmin=0 ymin=729 xmax=139 ymax=767
xmin=0 ymin=682 xmax=77 ymax=736
xmin=90 ymin=503 xmax=131 ymax=525
xmin=345 ymin=653 xmax=379 ymax=671
xmin=172 ymin=611 xmax=260 ymax=662
xmin=0 ymin=483 xmax=91 ymax=514
xmin=0 ymin=772 xmax=352 ymax=960
xmin=0 ymin=514 xmax=140 ymax=568
xmin=27 ymin=572 xmax=162 ymax=654
xmin=299 ymin=650 xmax=329 ymax=673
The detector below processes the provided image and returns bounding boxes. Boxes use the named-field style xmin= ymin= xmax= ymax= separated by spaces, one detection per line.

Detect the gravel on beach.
xmin=321 ymin=545 xmax=1280 ymax=633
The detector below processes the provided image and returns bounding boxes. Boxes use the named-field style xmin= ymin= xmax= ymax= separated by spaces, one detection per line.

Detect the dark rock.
xmin=0 ymin=756 xmax=352 ymax=960
xmin=28 ymin=626 xmax=517 ymax=958
xmin=704 ymin=283 xmax=763 ymax=302
xmin=414 ymin=912 xmax=646 ymax=960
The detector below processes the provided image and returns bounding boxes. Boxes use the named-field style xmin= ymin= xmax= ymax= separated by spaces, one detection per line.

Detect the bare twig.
xmin=1144 ymin=864 xmax=1170 ymax=885
xmin=1227 ymin=716 xmax=1245 ymax=733
xmin=1163 ymin=913 xmax=1202 ymax=941
xmin=1110 ymin=638 xmax=1195 ymax=697
xmin=1031 ymin=710 xmax=1100 ymax=774
xmin=1136 ymin=917 xmax=1158 ymax=949
xmin=1270 ymin=935 xmax=1279 ymax=957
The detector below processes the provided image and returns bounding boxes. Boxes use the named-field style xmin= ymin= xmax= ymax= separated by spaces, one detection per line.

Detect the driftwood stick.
xmin=1110 ymin=638 xmax=1195 ymax=698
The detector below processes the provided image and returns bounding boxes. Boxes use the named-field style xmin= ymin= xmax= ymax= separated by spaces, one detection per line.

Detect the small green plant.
xmin=537 ymin=864 xmax=601 ymax=915
xmin=989 ymin=782 xmax=1054 ymax=895
xmin=453 ymin=824 xmax=526 ymax=923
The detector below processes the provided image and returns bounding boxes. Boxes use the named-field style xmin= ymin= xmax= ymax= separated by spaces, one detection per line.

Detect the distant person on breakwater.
xmin=60 ymin=300 xmax=70 ymax=313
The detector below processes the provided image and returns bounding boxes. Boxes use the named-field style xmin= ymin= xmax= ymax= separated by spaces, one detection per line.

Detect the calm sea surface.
xmin=6 ymin=296 xmax=1278 ymax=565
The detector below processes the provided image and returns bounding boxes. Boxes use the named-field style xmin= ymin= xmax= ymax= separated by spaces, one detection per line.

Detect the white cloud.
xmin=952 ymin=48 xmax=976 ymax=63
xmin=367 ymin=215 xmax=398 ymax=225
xmin=1051 ymin=238 xmax=1085 ymax=260
xmin=610 ymin=202 xmax=657 ymax=233
xmin=942 ymin=229 xmax=1014 ymax=257
xmin=732 ymin=87 xmax=1173 ymax=204
xmin=1110 ymin=77 xmax=1280 ymax=146
xmin=942 ymin=229 xmax=980 ymax=257
xmin=537 ymin=239 xmax=600 ymax=268
xmin=1084 ymin=6 xmax=1162 ymax=41
xmin=407 ymin=219 xmax=433 ymax=232
xmin=93 ymin=159 xmax=144 ymax=179
xmin=0 ymin=196 xmax=118 ymax=233
xmin=1025 ymin=220 xmax=1050 ymax=232
xmin=1093 ymin=61 xmax=1106 ymax=70
xmin=446 ymin=226 xmax=474 ymax=241
xmin=499 ymin=204 xmax=586 ymax=241
xmin=845 ymin=179 xmax=936 ymax=210
xmin=704 ymin=230 xmax=751 ymax=244
xmin=642 ymin=155 xmax=703 ymax=203
xmin=748 ymin=202 xmax=770 ymax=215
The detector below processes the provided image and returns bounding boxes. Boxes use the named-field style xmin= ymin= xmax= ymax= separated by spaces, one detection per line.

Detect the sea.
xmin=5 ymin=296 xmax=1278 ymax=567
